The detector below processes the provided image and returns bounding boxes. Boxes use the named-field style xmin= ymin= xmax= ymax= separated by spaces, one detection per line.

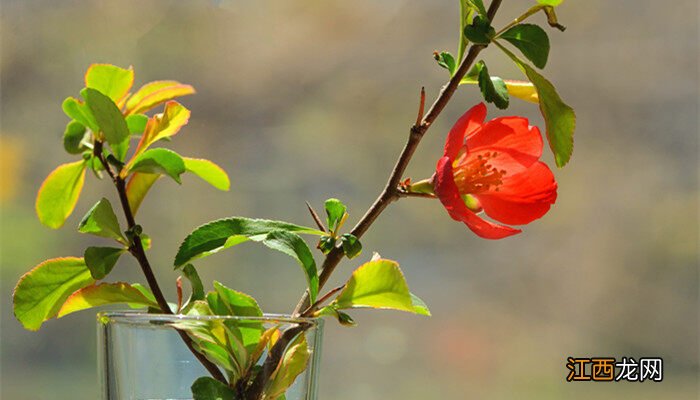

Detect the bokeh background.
xmin=1 ymin=1 xmax=698 ymax=399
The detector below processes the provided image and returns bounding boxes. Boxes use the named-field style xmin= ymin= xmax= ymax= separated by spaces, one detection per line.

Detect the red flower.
xmin=431 ymin=103 xmax=557 ymax=239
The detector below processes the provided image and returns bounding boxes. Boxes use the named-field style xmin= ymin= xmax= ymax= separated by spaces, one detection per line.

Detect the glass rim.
xmin=97 ymin=311 xmax=322 ymax=326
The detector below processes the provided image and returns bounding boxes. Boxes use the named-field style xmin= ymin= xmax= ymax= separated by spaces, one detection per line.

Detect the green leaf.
xmin=265 ymin=334 xmax=310 ymax=399
xmin=57 ymin=282 xmax=158 ymax=318
xmin=13 ymin=257 xmax=95 ymax=330
xmin=63 ymin=121 xmax=88 ymax=154
xmin=84 ymin=246 xmax=125 ymax=280
xmin=496 ymin=42 xmax=575 ymax=167
xmin=126 ymin=172 xmax=160 ymax=215
xmin=499 ymin=24 xmax=550 ymax=69
xmin=131 ymin=283 xmax=157 ymax=304
xmin=434 ymin=51 xmax=457 ymax=76
xmin=410 ymin=293 xmax=432 ymax=316
xmin=62 ymin=97 xmax=99 ymax=132
xmin=194 ymin=340 xmax=237 ymax=374
xmin=183 ymin=264 xmax=205 ymax=302
xmin=463 ymin=15 xmax=495 ymax=45
xmin=472 ymin=61 xmax=509 ymax=109
xmin=260 ymin=230 xmax=319 ymax=304
xmin=191 ymin=376 xmax=235 ymax=400
xmin=129 ymin=148 xmax=186 ymax=183
xmin=339 ymin=233 xmax=362 ymax=259
xmin=537 ymin=0 xmax=563 ymax=6
xmin=331 ymin=258 xmax=429 ymax=316
xmin=84 ymin=64 xmax=134 ymax=102
xmin=78 ymin=198 xmax=126 ymax=243
xmin=125 ymin=114 xmax=149 ymax=135
xmin=525 ymin=65 xmax=575 ymax=166
xmin=83 ymin=88 xmax=130 ymax=155
xmin=208 ymin=281 xmax=263 ymax=317
xmin=36 ymin=160 xmax=87 ymax=229
xmin=125 ymin=80 xmax=196 ymax=115
xmin=324 ymin=198 xmax=347 ymax=233
xmin=184 ymin=158 xmax=230 ymax=191
xmin=174 ymin=217 xmax=324 ymax=267
xmin=207 ymin=282 xmax=265 ymax=352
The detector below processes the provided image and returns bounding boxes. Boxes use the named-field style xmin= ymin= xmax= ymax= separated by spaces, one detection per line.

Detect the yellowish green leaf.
xmin=36 ymin=160 xmax=87 ymax=229
xmin=132 ymin=101 xmax=190 ymax=158
xmin=62 ymin=97 xmax=99 ymax=132
xmin=184 ymin=158 xmax=230 ymax=191
xmin=265 ymin=334 xmax=310 ymax=399
xmin=78 ymin=198 xmax=126 ymax=243
xmin=57 ymin=282 xmax=158 ymax=318
xmin=84 ymin=64 xmax=134 ymax=103
xmin=126 ymin=172 xmax=160 ymax=215
xmin=538 ymin=0 xmax=563 ymax=6
xmin=503 ymin=80 xmax=539 ymax=103
xmin=128 ymin=148 xmax=186 ymax=183
xmin=125 ymin=114 xmax=149 ymax=135
xmin=125 ymin=80 xmax=196 ymax=115
xmin=332 ymin=259 xmax=430 ymax=316
xmin=13 ymin=257 xmax=94 ymax=330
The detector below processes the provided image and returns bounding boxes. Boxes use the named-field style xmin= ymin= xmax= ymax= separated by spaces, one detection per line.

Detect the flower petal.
xmin=476 ymin=162 xmax=557 ymax=225
xmin=444 ymin=103 xmax=487 ymax=159
xmin=434 ymin=157 xmax=520 ymax=239
xmin=467 ymin=117 xmax=543 ymax=173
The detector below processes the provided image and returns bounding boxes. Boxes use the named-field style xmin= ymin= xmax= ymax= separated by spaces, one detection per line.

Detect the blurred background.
xmin=1 ymin=1 xmax=698 ymax=399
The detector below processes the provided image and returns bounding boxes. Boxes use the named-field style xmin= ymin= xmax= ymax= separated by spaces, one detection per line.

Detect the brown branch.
xmin=293 ymin=0 xmax=503 ymax=316
xmin=93 ymin=141 xmax=228 ymax=385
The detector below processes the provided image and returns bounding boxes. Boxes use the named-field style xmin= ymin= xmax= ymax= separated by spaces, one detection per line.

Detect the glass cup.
xmin=98 ymin=312 xmax=323 ymax=400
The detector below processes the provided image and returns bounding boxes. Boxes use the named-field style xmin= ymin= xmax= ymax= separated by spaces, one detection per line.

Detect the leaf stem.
xmin=93 ymin=141 xmax=229 ymax=385
xmin=300 ymin=284 xmax=345 ymax=317
xmin=494 ymin=5 xmax=544 ymax=37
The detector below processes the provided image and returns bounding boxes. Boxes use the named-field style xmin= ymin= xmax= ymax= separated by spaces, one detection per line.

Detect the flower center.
xmin=452 ymin=151 xmax=506 ymax=194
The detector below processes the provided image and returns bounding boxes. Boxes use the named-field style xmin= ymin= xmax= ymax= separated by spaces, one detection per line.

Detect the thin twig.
xmin=305 ymin=201 xmax=327 ymax=232
xmin=300 ymin=284 xmax=345 ymax=317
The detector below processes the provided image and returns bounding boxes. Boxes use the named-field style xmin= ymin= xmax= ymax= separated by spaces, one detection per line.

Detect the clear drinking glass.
xmin=98 ymin=312 xmax=323 ymax=400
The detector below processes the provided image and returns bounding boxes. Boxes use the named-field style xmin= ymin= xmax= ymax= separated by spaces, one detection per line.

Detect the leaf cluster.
xmin=436 ymin=1 xmax=575 ymax=167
